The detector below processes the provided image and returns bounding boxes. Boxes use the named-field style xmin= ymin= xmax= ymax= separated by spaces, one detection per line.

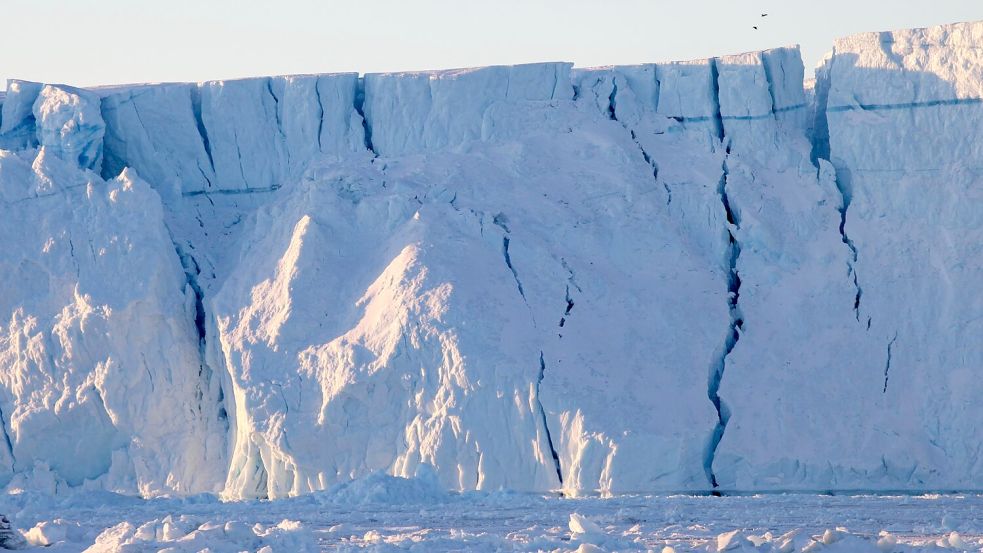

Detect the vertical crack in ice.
xmin=490 ymin=213 xmax=558 ymax=486
xmin=0 ymin=402 xmax=16 ymax=467
xmin=709 ymin=59 xmax=726 ymax=142
xmin=606 ymin=79 xmax=618 ymax=121
xmin=266 ymin=78 xmax=287 ymax=168
xmin=536 ymin=351 xmax=563 ymax=486
xmin=314 ymin=77 xmax=325 ymax=152
xmin=501 ymin=236 xmax=526 ymax=303
xmin=760 ymin=53 xmax=779 ymax=119
xmin=705 ymin=156 xmax=741 ymax=492
xmin=266 ymin=78 xmax=292 ymax=183
xmin=141 ymin=353 xmax=155 ymax=393
xmin=810 ymin=57 xmax=865 ymax=324
xmin=140 ymin=94 xmax=217 ymax=191
xmin=266 ymin=78 xmax=283 ymax=136
xmin=354 ymin=77 xmax=376 ymax=156
xmin=493 ymin=213 xmax=527 ymax=304
xmin=558 ymin=285 xmax=575 ymax=328
xmin=174 ymin=243 xmax=208 ymax=347
xmin=705 ymin=61 xmax=741 ymax=492
xmin=67 ymin=238 xmax=81 ymax=280
xmin=827 ymin=158 xmax=864 ymax=322
xmin=231 ymin=128 xmax=248 ymax=189
xmin=190 ymin=85 xmax=216 ymax=176
xmin=629 ymin=129 xmax=667 ymax=205
xmin=606 ymin=75 xmax=668 ymax=205
xmin=173 ymin=241 xmax=229 ymax=430
xmin=882 ymin=333 xmax=898 ymax=393
xmin=810 ymin=56 xmax=832 ymax=165
xmin=97 ymin=96 xmax=121 ymax=181
xmin=560 ymin=258 xmax=582 ymax=294
xmin=549 ymin=66 xmax=561 ymax=100
xmin=841 ymin=202 xmax=863 ymax=322
xmin=653 ymin=75 xmax=662 ymax=113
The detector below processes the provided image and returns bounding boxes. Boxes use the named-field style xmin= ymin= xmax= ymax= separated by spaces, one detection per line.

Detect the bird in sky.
xmin=762 ymin=13 xmax=768 ymax=17
xmin=753 ymin=25 xmax=759 ymax=30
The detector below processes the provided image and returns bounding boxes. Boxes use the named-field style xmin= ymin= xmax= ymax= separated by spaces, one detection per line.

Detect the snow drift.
xmin=0 ymin=20 xmax=980 ymax=499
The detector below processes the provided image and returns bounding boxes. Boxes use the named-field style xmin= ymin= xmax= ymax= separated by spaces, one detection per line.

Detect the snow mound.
xmin=84 ymin=517 xmax=316 ymax=553
xmin=318 ymin=466 xmax=449 ymax=506
xmin=22 ymin=518 xmax=84 ymax=548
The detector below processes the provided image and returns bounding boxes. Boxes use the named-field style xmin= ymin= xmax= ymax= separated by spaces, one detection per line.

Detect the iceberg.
xmin=0 ymin=20 xmax=980 ymax=498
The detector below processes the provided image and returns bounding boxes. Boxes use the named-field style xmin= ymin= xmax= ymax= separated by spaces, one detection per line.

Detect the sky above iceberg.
xmin=0 ymin=0 xmax=979 ymax=89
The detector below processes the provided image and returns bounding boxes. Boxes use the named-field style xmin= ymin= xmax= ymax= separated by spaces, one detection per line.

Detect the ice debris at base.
xmin=315 ymin=465 xmax=449 ymax=506
xmin=2 ymin=490 xmax=983 ymax=551
xmin=83 ymin=517 xmax=316 ymax=553
xmin=0 ymin=19 xmax=982 ymax=501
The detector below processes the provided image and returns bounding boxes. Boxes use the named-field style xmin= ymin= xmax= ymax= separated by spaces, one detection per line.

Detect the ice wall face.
xmin=714 ymin=21 xmax=983 ymax=491
xmin=0 ymin=149 xmax=226 ymax=495
xmin=707 ymin=52 xmax=876 ymax=491
xmin=101 ymin=83 xmax=216 ymax=202
xmin=101 ymin=74 xmax=365 ymax=200
xmin=212 ymin=63 xmax=733 ymax=498
xmin=1 ymin=20 xmax=981 ymax=498
xmin=362 ymin=62 xmax=571 ymax=156
xmin=827 ymin=22 xmax=983 ymax=486
xmin=571 ymin=48 xmax=875 ymax=493
xmin=213 ymin=175 xmax=563 ymax=498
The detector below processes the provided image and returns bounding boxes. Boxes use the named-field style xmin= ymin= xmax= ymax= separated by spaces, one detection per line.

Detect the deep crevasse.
xmin=0 ymin=20 xmax=980 ymax=499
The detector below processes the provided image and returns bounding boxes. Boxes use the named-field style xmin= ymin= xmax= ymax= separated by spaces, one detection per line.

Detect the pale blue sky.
xmin=1 ymin=1 xmax=979 ymax=89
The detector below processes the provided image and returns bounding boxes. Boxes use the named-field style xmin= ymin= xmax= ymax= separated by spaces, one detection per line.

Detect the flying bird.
xmin=753 ymin=26 xmax=759 ymax=30
xmin=762 ymin=13 xmax=768 ymax=17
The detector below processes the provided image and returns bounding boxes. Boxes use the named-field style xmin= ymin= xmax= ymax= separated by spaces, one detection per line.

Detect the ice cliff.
xmin=0 ymin=20 xmax=980 ymax=499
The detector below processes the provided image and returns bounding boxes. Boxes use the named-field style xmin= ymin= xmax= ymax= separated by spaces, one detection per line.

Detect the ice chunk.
xmin=85 ymin=517 xmax=316 ymax=552
xmin=33 ymin=84 xmax=105 ymax=171
xmin=0 ymin=152 xmax=226 ymax=494
xmin=319 ymin=467 xmax=448 ymax=506
xmin=568 ymin=513 xmax=603 ymax=536
xmin=0 ymin=80 xmax=43 ymax=150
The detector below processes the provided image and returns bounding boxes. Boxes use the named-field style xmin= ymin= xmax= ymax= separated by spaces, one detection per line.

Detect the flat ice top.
xmin=4 ymin=47 xmax=811 ymax=95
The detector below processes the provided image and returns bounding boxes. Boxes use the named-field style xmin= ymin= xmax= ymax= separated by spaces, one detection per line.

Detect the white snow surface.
xmin=2 ymin=478 xmax=983 ymax=551
xmin=0 ymin=18 xmax=981 ymax=511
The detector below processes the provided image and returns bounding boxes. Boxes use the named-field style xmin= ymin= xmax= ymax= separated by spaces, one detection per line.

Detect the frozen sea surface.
xmin=4 ymin=477 xmax=983 ymax=551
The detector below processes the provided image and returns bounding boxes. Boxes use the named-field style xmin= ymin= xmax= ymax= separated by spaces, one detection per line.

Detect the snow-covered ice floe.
xmin=1 ymin=475 xmax=983 ymax=551
xmin=1 ymin=14 xmax=982 ymax=546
